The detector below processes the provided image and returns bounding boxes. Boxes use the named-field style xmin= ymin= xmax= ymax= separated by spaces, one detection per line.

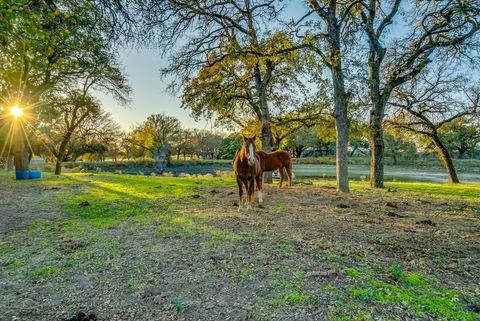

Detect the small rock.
xmin=468 ymin=302 xmax=480 ymax=313
xmin=232 ymin=310 xmax=248 ymax=321
xmin=143 ymin=287 xmax=163 ymax=298
xmin=416 ymin=219 xmax=436 ymax=226
xmin=387 ymin=212 xmax=402 ymax=218
xmin=192 ymin=194 xmax=201 ymax=199
xmin=79 ymin=201 xmax=90 ymax=207
xmin=305 ymin=269 xmax=337 ymax=278
xmin=62 ymin=312 xmax=97 ymax=321
xmin=210 ymin=189 xmax=219 ymax=194
xmin=44 ymin=186 xmax=60 ymax=190
xmin=323 ymin=186 xmax=336 ymax=190
xmin=386 ymin=202 xmax=398 ymax=208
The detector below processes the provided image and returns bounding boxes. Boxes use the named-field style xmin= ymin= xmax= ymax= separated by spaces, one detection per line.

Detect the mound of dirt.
xmin=61 ymin=312 xmax=97 ymax=321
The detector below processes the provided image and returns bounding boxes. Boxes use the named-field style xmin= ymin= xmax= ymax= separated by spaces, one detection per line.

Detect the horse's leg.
xmin=255 ymin=173 xmax=264 ymax=207
xmin=286 ymin=164 xmax=293 ymax=187
xmin=247 ymin=178 xmax=255 ymax=210
xmin=278 ymin=167 xmax=284 ymax=188
xmin=236 ymin=176 xmax=244 ymax=212
xmin=242 ymin=178 xmax=249 ymax=208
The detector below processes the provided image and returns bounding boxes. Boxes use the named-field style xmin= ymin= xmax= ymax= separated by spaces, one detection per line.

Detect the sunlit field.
xmin=1 ymin=171 xmax=478 ymax=320
xmin=1 ymin=1 xmax=480 ymax=321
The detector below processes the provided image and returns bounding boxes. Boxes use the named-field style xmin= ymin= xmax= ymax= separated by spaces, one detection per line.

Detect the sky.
xmin=96 ymin=2 xmax=310 ymax=132
xmin=96 ymin=48 xmax=211 ymax=131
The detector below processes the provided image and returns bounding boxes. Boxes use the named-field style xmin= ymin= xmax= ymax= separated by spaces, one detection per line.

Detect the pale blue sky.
xmin=96 ymin=48 xmax=211 ymax=131
xmin=97 ymin=2 xmax=310 ymax=132
xmin=98 ymin=3 xmax=478 ymax=132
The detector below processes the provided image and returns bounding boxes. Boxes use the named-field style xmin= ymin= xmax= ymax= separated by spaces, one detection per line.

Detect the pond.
xmin=292 ymin=164 xmax=480 ymax=183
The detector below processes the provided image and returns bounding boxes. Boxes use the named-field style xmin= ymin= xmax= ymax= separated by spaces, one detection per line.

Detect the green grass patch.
xmin=174 ymin=301 xmax=187 ymax=314
xmin=346 ymin=268 xmax=360 ymax=278
xmin=348 ymin=277 xmax=478 ymax=320
xmin=386 ymin=182 xmax=480 ymax=201
xmin=314 ymin=180 xmax=480 ymax=202
xmin=26 ymin=265 xmax=60 ymax=278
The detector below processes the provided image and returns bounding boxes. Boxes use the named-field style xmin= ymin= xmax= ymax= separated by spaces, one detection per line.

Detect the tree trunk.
xmin=258 ymin=85 xmax=273 ymax=183
xmin=254 ymin=61 xmax=275 ymax=184
xmin=153 ymin=150 xmax=164 ymax=172
xmin=431 ymin=133 xmax=459 ymax=183
xmin=261 ymin=117 xmax=273 ymax=184
xmin=350 ymin=146 xmax=358 ymax=157
xmin=12 ymin=120 xmax=29 ymax=171
xmin=334 ymin=108 xmax=349 ymax=192
xmin=55 ymin=159 xmax=63 ymax=175
xmin=330 ymin=52 xmax=349 ymax=192
xmin=153 ymin=142 xmax=169 ymax=172
xmin=54 ymin=147 xmax=66 ymax=175
xmin=368 ymin=43 xmax=387 ymax=188
xmin=457 ymin=148 xmax=467 ymax=159
xmin=323 ymin=11 xmax=350 ymax=193
xmin=369 ymin=118 xmax=385 ymax=188
xmin=13 ymin=137 xmax=29 ymax=171
xmin=54 ymin=133 xmax=73 ymax=175
xmin=392 ymin=152 xmax=398 ymax=165
xmin=7 ymin=155 xmax=14 ymax=171
xmin=295 ymin=146 xmax=303 ymax=158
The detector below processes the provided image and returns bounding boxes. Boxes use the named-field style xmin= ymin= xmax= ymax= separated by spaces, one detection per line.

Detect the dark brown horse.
xmin=233 ymin=135 xmax=263 ymax=211
xmin=256 ymin=150 xmax=293 ymax=187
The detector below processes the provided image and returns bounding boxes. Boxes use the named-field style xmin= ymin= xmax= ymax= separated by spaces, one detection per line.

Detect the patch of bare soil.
xmin=1 ymin=180 xmax=479 ymax=321
xmin=0 ymin=175 xmax=71 ymax=234
xmin=205 ymin=186 xmax=480 ymax=284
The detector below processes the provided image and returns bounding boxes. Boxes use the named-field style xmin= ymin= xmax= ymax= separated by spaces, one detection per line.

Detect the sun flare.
xmin=10 ymin=106 xmax=23 ymax=118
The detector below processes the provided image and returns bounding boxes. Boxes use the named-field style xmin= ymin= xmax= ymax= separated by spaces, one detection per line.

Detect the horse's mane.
xmin=232 ymin=145 xmax=247 ymax=164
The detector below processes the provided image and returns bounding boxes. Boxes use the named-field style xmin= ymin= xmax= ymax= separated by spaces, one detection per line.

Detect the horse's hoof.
xmin=238 ymin=207 xmax=243 ymax=212
xmin=258 ymin=203 xmax=265 ymax=209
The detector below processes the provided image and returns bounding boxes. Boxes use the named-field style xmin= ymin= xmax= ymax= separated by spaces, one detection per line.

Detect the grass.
xmin=384 ymin=181 xmax=480 ymax=201
xmin=348 ymin=277 xmax=476 ymax=321
xmin=27 ymin=156 xmax=480 ymax=177
xmin=313 ymin=179 xmax=480 ymax=202
xmin=0 ymin=170 xmax=478 ymax=320
xmin=0 ymin=172 xmax=236 ymax=280
xmin=175 ymin=301 xmax=187 ymax=314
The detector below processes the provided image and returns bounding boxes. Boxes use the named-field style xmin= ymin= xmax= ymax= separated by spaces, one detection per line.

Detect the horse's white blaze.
xmin=248 ymin=142 xmax=255 ymax=164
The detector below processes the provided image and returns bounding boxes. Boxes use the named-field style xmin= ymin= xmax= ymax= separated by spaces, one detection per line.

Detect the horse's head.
xmin=241 ymin=135 xmax=257 ymax=166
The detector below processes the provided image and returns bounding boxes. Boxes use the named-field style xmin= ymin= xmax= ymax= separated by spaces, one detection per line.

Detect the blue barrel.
xmin=29 ymin=170 xmax=42 ymax=179
xmin=15 ymin=170 xmax=30 ymax=180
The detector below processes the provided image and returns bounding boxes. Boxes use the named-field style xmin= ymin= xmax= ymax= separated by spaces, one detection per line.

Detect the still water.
xmin=292 ymin=164 xmax=480 ymax=183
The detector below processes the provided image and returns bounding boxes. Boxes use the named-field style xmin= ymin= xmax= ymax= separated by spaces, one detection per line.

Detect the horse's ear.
xmin=242 ymin=135 xmax=247 ymax=142
xmin=252 ymin=134 xmax=256 ymax=141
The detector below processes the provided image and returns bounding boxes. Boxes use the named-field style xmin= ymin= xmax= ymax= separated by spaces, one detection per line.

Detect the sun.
xmin=10 ymin=106 xmax=23 ymax=118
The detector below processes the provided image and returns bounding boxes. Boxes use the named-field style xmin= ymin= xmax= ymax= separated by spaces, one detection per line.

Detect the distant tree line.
xmin=1 ymin=1 xmax=479 ymax=186
xmin=104 ymin=0 xmax=479 ymax=188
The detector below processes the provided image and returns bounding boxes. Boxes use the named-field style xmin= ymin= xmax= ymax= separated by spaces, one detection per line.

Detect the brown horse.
xmin=233 ymin=135 xmax=263 ymax=211
xmin=256 ymin=150 xmax=293 ymax=187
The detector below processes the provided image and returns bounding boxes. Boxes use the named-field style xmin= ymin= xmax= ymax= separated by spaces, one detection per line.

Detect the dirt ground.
xmin=0 ymin=174 xmax=479 ymax=321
